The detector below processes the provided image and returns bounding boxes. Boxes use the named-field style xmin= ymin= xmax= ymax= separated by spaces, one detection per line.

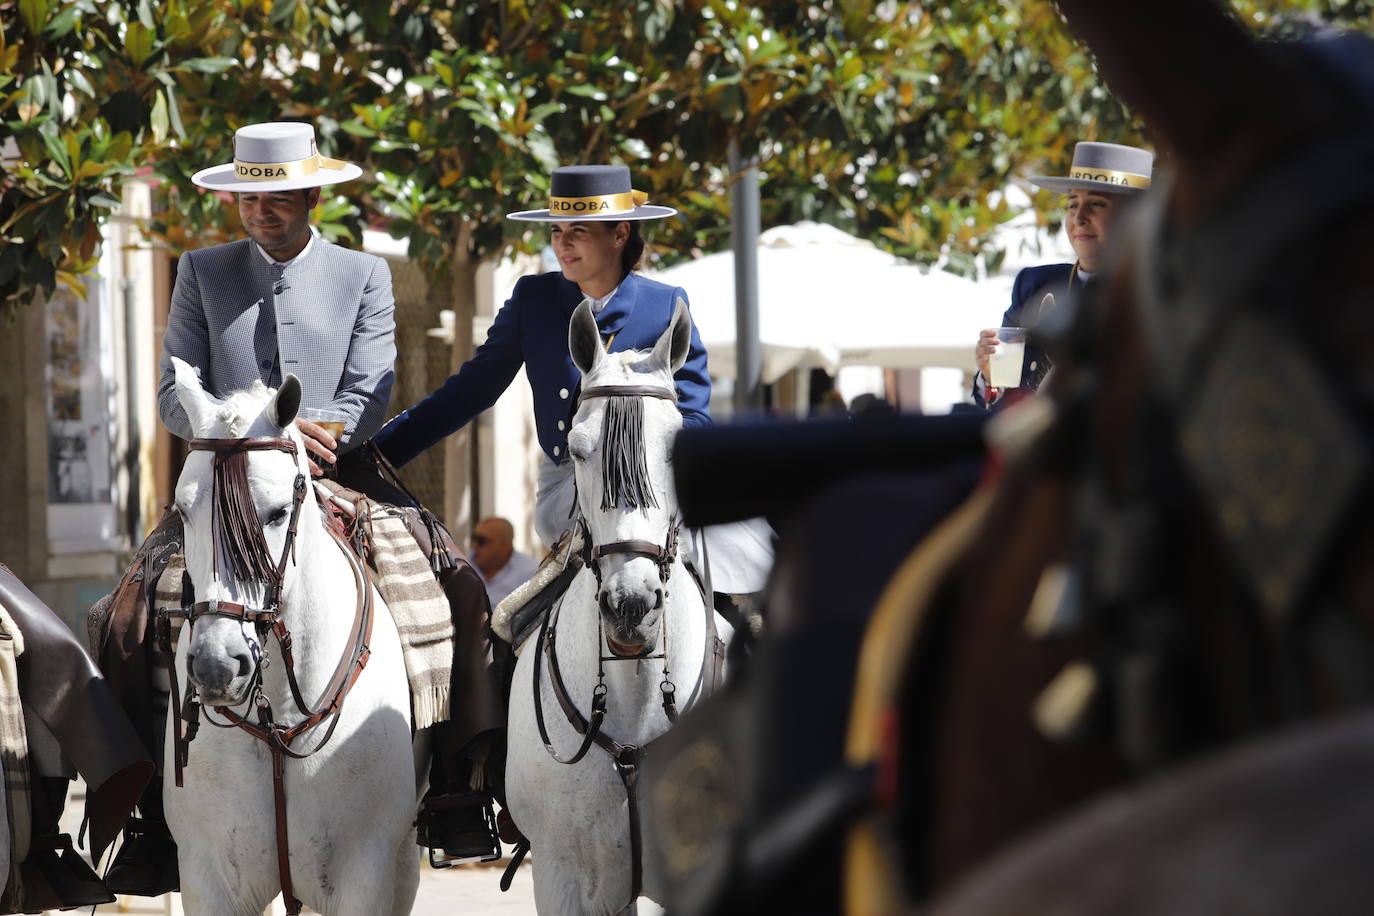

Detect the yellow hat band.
xmin=547 ymin=189 xmax=649 ymax=216
xmin=232 ymin=153 xmax=350 ymax=181
xmin=1067 ymin=167 xmax=1151 ymax=189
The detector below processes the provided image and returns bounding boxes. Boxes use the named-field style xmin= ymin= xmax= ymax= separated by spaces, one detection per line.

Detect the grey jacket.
xmin=157 ymin=236 xmax=396 ymax=451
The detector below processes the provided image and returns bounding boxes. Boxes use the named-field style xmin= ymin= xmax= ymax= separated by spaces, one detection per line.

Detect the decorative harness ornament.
xmin=515 ymin=382 xmax=725 ymax=905
xmin=156 ymin=436 xmax=376 ymax=916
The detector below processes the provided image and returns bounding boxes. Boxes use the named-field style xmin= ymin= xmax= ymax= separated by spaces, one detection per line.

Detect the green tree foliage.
xmin=3 ymin=0 xmax=1371 ymax=321
xmin=0 ymin=0 xmax=235 ymax=318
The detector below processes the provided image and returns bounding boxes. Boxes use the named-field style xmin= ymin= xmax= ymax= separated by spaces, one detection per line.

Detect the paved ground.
xmin=91 ymin=860 xmax=535 ymax=915
xmin=58 ymin=782 xmax=537 ymax=915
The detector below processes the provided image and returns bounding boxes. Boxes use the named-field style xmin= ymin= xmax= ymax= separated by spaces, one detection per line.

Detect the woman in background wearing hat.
xmin=374 ymin=165 xmax=711 ymax=546
xmin=973 ymin=141 xmax=1153 ymax=407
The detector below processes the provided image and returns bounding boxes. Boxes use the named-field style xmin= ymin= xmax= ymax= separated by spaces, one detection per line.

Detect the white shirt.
xmin=483 ymin=550 xmax=540 ymax=609
xmin=587 ymin=283 xmax=621 ymax=315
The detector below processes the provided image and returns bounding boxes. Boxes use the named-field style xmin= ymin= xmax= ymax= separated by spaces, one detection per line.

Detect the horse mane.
xmin=213 ymin=381 xmax=275 ymax=439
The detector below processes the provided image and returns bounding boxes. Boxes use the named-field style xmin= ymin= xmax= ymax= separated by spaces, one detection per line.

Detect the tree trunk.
xmin=443 ymin=225 xmax=479 ymax=545
xmin=0 ymin=295 xmax=51 ymax=581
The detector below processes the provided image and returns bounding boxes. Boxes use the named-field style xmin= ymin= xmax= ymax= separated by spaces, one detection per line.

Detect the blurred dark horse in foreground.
xmin=897 ymin=0 xmax=1374 ymax=910
xmin=646 ymin=1 xmax=1374 ymax=913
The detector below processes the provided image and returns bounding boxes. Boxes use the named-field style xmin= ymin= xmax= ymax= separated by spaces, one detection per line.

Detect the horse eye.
xmin=268 ymin=507 xmax=289 ymax=526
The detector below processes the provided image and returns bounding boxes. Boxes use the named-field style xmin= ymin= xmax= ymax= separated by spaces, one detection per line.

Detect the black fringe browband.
xmin=600 ymin=396 xmax=659 ymax=511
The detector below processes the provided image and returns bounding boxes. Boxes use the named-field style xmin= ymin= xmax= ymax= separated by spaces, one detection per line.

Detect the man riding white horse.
xmin=97 ymin=120 xmax=504 ymax=895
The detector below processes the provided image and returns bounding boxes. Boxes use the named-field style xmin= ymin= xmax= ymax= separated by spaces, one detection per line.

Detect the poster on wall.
xmin=46 ymin=289 xmax=110 ymax=503
xmin=45 ymin=281 xmax=118 ymax=553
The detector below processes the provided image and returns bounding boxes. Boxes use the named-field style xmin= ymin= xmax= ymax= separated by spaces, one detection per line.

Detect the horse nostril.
xmin=236 ymin=654 xmax=252 ymax=678
xmin=599 ymin=591 xmax=614 ymax=619
xmin=653 ymin=588 xmax=664 ymax=610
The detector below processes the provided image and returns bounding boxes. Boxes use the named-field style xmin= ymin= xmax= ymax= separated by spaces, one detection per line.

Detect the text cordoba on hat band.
xmin=233 ymin=153 xmax=351 ymax=181
xmin=1066 ymin=166 xmax=1150 ymax=188
xmin=547 ymin=189 xmax=650 ymax=216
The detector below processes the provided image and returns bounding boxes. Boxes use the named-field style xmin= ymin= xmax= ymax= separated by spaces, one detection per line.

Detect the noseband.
xmin=158 ymin=435 xmax=375 ymax=916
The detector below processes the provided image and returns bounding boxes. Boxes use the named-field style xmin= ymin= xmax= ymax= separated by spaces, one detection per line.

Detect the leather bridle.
xmin=157 ymin=436 xmax=375 ymax=916
xmin=516 ymin=382 xmax=726 ymax=905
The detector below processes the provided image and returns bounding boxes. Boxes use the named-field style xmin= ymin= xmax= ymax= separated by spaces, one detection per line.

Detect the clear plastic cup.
xmin=296 ymin=407 xmax=348 ymax=441
xmin=987 ymin=327 xmax=1028 ymax=389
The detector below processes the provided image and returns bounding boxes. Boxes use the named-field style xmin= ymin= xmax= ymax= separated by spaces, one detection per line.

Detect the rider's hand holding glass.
xmin=296 ymin=407 xmax=348 ymax=477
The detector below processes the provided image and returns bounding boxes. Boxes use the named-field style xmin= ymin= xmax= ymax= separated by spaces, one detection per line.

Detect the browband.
xmin=579 ymin=385 xmax=677 ymax=402
xmin=189 ymin=437 xmax=299 ymax=456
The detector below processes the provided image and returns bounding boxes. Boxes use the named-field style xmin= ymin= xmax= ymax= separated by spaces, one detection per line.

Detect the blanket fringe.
xmin=412 ymin=685 xmax=451 ymax=733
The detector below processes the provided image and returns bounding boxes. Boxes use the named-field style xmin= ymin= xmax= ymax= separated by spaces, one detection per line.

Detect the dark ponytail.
xmin=620 ymin=221 xmax=645 ymax=276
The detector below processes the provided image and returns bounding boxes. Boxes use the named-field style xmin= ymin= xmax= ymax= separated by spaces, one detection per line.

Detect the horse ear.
xmin=569 ymin=299 xmax=605 ymax=377
xmin=269 ymin=375 xmax=302 ymax=429
xmin=651 ymin=297 xmax=693 ymax=374
xmin=172 ymin=356 xmax=219 ymax=436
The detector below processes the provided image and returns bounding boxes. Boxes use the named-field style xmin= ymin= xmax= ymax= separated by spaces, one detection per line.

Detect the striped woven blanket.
xmin=348 ymin=492 xmax=453 ymax=731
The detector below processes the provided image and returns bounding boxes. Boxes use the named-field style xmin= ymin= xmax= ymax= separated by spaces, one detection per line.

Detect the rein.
xmin=157 ymin=436 xmax=376 ymax=916
xmin=519 ymin=383 xmax=725 ymax=905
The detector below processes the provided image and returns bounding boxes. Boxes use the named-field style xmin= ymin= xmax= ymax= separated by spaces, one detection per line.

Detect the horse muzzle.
xmin=599 ymin=589 xmax=663 ymax=657
xmin=186 ymin=632 xmax=257 ymax=706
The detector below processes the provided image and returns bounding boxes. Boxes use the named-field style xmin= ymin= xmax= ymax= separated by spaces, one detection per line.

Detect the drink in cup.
xmin=297 ymin=407 xmax=348 ymax=441
xmin=296 ymin=407 xmax=348 ymax=476
xmin=988 ymin=327 xmax=1028 ymax=390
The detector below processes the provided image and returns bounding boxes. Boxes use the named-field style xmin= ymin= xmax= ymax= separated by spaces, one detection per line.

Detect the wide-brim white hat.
xmin=1029 ymin=141 xmax=1153 ymax=195
xmin=507 ymin=165 xmax=676 ymax=222
xmin=192 ymin=122 xmax=362 ymax=193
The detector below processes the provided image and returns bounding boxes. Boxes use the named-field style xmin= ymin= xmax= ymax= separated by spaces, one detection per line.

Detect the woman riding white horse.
xmin=506 ymin=301 xmax=730 ymax=916
xmin=166 ymin=357 xmax=420 ymax=916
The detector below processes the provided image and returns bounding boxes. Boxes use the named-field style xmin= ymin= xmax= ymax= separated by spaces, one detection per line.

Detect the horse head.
xmin=170 ymin=356 xmax=313 ymax=707
xmin=567 ymin=297 xmax=693 ymax=656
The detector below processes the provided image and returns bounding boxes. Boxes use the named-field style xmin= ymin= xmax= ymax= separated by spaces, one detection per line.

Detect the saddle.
xmin=491 ymin=524 xmax=586 ymax=651
xmin=0 ymin=564 xmax=152 ymax=911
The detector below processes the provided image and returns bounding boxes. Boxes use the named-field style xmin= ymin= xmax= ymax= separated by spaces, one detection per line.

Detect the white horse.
xmin=507 ymin=301 xmax=730 ymax=916
xmin=165 ymin=357 xmax=420 ymax=916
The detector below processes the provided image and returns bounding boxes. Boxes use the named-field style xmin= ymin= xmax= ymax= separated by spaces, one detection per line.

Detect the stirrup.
xmin=417 ymin=792 xmax=502 ymax=869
